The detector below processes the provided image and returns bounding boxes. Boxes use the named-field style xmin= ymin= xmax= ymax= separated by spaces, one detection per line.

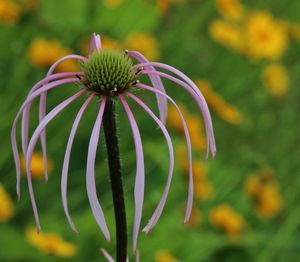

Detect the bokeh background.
xmin=0 ymin=0 xmax=299 ymax=261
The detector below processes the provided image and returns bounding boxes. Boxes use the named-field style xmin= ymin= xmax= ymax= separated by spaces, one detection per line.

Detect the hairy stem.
xmin=103 ymin=97 xmax=127 ymax=262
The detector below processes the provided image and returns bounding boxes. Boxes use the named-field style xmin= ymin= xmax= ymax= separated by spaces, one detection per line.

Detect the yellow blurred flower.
xmin=245 ymin=168 xmax=283 ymax=218
xmin=170 ymin=104 xmax=207 ymax=153
xmin=20 ymin=152 xmax=53 ymax=179
xmin=244 ymin=11 xmax=288 ymax=61
xmin=167 ymin=104 xmax=188 ymax=134
xmin=210 ymin=203 xmax=245 ymax=237
xmin=102 ymin=36 xmax=121 ymax=50
xmin=28 ymin=38 xmax=79 ymax=71
xmin=186 ymin=115 xmax=207 ymax=152
xmin=26 ymin=227 xmax=78 ymax=257
xmin=125 ymin=32 xmax=160 ymax=61
xmin=193 ymin=162 xmax=214 ymax=200
xmin=0 ymin=0 xmax=20 ymax=24
xmin=209 ymin=19 xmax=244 ymax=51
xmin=215 ymin=0 xmax=245 ymax=21
xmin=103 ymin=0 xmax=123 ymax=8
xmin=155 ymin=250 xmax=179 ymax=262
xmin=262 ymin=63 xmax=289 ymax=97
xmin=0 ymin=183 xmax=14 ymax=221
xmin=177 ymin=146 xmax=214 ymax=201
xmin=197 ymin=80 xmax=243 ymax=125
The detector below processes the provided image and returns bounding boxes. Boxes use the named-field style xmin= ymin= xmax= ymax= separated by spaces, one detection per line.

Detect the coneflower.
xmin=11 ymin=33 xmax=216 ymax=261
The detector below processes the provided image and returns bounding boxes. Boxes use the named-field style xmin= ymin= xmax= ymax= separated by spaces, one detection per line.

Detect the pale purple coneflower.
xmin=11 ymin=33 xmax=216 ymax=261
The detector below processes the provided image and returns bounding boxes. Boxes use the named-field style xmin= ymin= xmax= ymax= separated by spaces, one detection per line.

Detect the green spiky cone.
xmin=80 ymin=50 xmax=134 ymax=96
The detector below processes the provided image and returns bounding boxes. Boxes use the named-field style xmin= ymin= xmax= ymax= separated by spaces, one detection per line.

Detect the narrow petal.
xmin=119 ymin=95 xmax=144 ymax=252
xmin=61 ymin=93 xmax=95 ymax=234
xmin=127 ymin=93 xmax=174 ymax=233
xmin=135 ymin=62 xmax=216 ymax=157
xmin=139 ymin=68 xmax=216 ymax=158
xmin=39 ymin=93 xmax=48 ymax=181
xmin=135 ymin=83 xmax=193 ymax=222
xmin=89 ymin=33 xmax=101 ymax=54
xmin=127 ymin=50 xmax=167 ymax=124
xmin=86 ymin=97 xmax=110 ymax=241
xmin=26 ymin=89 xmax=87 ymax=231
xmin=22 ymin=72 xmax=83 ymax=155
xmin=100 ymin=248 xmax=114 ymax=262
xmin=135 ymin=250 xmax=140 ymax=262
xmin=37 ymin=55 xmax=87 ymax=182
xmin=12 ymin=78 xmax=80 ymax=198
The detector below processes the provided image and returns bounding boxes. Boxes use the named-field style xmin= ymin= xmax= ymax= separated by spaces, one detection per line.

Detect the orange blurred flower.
xmin=155 ymin=250 xmax=179 ymax=262
xmin=210 ymin=203 xmax=245 ymax=237
xmin=186 ymin=115 xmax=207 ymax=152
xmin=20 ymin=152 xmax=53 ymax=179
xmin=26 ymin=227 xmax=78 ymax=257
xmin=262 ymin=63 xmax=289 ymax=97
xmin=0 ymin=0 xmax=20 ymax=24
xmin=28 ymin=38 xmax=79 ymax=71
xmin=103 ymin=0 xmax=123 ymax=8
xmin=244 ymin=11 xmax=288 ymax=61
xmin=167 ymin=104 xmax=188 ymax=134
xmin=0 ymin=183 xmax=14 ymax=221
xmin=197 ymin=80 xmax=243 ymax=125
xmin=177 ymin=146 xmax=214 ymax=201
xmin=245 ymin=167 xmax=283 ymax=218
xmin=125 ymin=32 xmax=160 ymax=61
xmin=215 ymin=0 xmax=245 ymax=21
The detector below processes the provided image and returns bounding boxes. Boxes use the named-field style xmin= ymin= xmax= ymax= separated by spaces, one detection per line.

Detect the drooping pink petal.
xmin=22 ymin=72 xmax=83 ymax=155
xmin=89 ymin=33 xmax=101 ymax=54
xmin=12 ymin=77 xmax=80 ymax=198
xmin=86 ymin=97 xmax=110 ymax=242
xmin=127 ymin=50 xmax=167 ymax=124
xmin=119 ymin=95 xmax=144 ymax=252
xmin=37 ymin=55 xmax=87 ymax=182
xmin=135 ymin=250 xmax=140 ymax=262
xmin=25 ymin=89 xmax=87 ymax=232
xmin=127 ymin=93 xmax=175 ymax=233
xmin=61 ymin=93 xmax=95 ymax=234
xmin=135 ymin=83 xmax=194 ymax=223
xmin=139 ymin=68 xmax=216 ymax=159
xmin=100 ymin=248 xmax=114 ymax=262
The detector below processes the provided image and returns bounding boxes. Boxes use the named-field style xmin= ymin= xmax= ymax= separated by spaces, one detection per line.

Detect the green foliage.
xmin=0 ymin=0 xmax=299 ymax=261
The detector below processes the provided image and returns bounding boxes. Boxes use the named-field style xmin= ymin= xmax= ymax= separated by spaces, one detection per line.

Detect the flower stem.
xmin=103 ymin=97 xmax=127 ymax=262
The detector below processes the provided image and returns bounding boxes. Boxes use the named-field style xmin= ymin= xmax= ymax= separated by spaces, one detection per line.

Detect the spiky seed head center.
xmin=80 ymin=50 xmax=134 ymax=95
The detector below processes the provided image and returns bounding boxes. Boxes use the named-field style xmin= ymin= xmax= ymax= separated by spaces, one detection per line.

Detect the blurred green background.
xmin=0 ymin=0 xmax=299 ymax=261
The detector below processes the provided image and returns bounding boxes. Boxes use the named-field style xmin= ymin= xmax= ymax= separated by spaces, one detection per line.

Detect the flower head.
xmin=12 ymin=33 xmax=216 ymax=254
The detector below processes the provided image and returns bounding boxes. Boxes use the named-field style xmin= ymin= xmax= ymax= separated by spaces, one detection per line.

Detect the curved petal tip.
xmin=89 ymin=33 xmax=101 ymax=54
